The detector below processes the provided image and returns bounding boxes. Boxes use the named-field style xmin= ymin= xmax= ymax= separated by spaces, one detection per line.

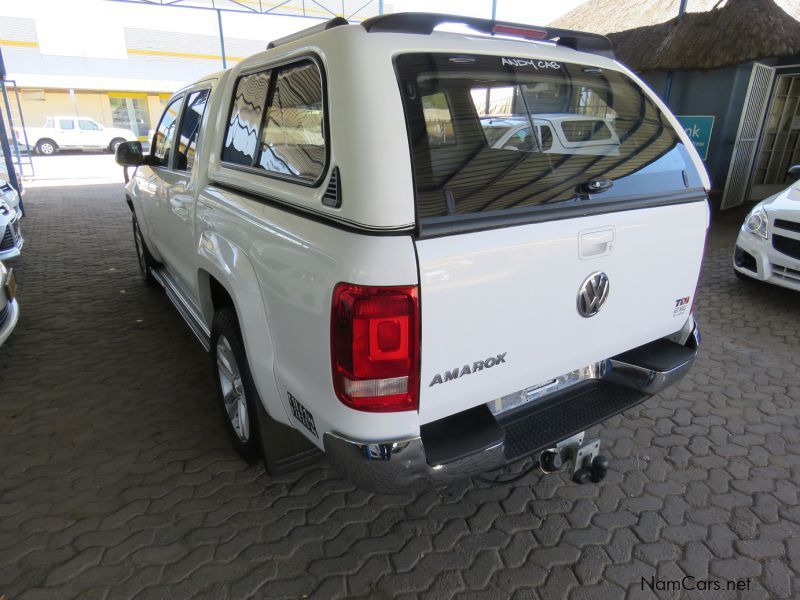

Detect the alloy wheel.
xmin=216 ymin=335 xmax=249 ymax=443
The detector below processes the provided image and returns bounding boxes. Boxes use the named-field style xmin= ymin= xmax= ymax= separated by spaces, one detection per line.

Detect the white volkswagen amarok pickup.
xmin=116 ymin=13 xmax=709 ymax=492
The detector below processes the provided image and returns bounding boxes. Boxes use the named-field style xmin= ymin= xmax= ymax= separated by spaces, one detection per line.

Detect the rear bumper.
xmin=325 ymin=322 xmax=699 ymax=493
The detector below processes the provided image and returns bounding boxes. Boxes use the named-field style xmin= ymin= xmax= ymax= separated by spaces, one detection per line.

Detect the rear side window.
xmin=561 ymin=120 xmax=612 ymax=142
xmin=175 ymin=90 xmax=209 ymax=172
xmin=222 ymin=71 xmax=270 ymax=166
xmin=221 ymin=59 xmax=327 ymax=185
xmin=153 ymin=97 xmax=182 ymax=167
xmin=257 ymin=61 xmax=325 ymax=182
xmin=396 ymin=53 xmax=700 ymax=226
xmin=59 ymin=119 xmax=74 ymax=130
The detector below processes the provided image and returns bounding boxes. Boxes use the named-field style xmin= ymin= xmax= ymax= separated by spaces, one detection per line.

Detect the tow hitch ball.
xmin=573 ymin=453 xmax=609 ymax=484
xmin=569 ymin=437 xmax=608 ymax=484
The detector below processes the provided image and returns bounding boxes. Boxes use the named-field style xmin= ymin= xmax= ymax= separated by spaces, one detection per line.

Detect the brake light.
xmin=331 ymin=283 xmax=419 ymax=412
xmin=492 ymin=24 xmax=548 ymax=40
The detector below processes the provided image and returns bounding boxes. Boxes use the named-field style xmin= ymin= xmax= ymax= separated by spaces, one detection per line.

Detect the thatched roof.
xmin=552 ymin=0 xmax=800 ymax=71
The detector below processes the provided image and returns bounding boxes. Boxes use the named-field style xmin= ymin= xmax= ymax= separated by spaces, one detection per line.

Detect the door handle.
xmin=580 ymin=228 xmax=615 ymax=259
xmin=198 ymin=205 xmax=214 ymax=225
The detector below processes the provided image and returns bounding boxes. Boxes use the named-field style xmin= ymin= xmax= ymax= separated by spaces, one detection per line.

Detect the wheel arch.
xmin=196 ymin=236 xmax=290 ymax=426
xmin=35 ymin=137 xmax=58 ymax=152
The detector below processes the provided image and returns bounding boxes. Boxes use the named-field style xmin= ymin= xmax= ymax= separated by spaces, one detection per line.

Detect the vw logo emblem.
xmin=577 ymin=272 xmax=610 ymax=318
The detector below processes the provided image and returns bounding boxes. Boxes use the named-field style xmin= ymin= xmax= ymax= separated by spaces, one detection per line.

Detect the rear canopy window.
xmin=395 ymin=53 xmax=700 ymax=224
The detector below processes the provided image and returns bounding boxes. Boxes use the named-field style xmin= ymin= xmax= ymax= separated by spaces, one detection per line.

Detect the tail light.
xmin=331 ymin=283 xmax=419 ymax=412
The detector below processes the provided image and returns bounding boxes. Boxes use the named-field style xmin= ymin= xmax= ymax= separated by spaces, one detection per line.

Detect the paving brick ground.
xmin=1 ymin=184 xmax=799 ymax=599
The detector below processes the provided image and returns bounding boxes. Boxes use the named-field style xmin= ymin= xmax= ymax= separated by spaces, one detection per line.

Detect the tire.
xmin=210 ymin=307 xmax=262 ymax=462
xmin=132 ymin=215 xmax=159 ymax=287
xmin=109 ymin=138 xmax=126 ymax=154
xmin=36 ymin=139 xmax=57 ymax=156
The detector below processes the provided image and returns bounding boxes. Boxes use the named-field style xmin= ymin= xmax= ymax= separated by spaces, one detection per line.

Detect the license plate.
xmin=3 ymin=268 xmax=16 ymax=301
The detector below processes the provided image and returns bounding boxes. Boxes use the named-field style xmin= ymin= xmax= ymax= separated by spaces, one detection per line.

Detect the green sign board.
xmin=676 ymin=115 xmax=715 ymax=160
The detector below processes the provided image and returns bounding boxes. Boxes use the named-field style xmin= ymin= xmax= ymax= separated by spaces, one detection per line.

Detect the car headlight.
xmin=744 ymin=208 xmax=768 ymax=239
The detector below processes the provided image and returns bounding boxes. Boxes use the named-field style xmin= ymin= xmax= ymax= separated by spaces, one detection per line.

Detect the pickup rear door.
xmin=394 ymin=52 xmax=709 ymax=424
xmin=414 ymin=200 xmax=707 ymax=424
xmin=56 ymin=118 xmax=81 ymax=148
xmin=154 ymin=89 xmax=211 ymax=299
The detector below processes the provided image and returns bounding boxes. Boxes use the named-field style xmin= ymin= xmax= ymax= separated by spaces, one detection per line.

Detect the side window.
xmin=175 ymin=90 xmax=209 ymax=172
xmin=59 ymin=119 xmax=74 ymax=130
xmin=421 ymin=92 xmax=453 ymax=145
xmin=153 ymin=97 xmax=182 ymax=167
xmin=539 ymin=125 xmax=554 ymax=151
xmin=501 ymin=127 xmax=532 ymax=151
xmin=79 ymin=119 xmax=100 ymax=131
xmin=223 ymin=71 xmax=270 ymax=166
xmin=257 ymin=60 xmax=325 ymax=183
xmin=561 ymin=120 xmax=612 ymax=142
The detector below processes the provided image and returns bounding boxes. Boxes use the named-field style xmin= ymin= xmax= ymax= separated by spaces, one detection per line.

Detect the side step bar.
xmin=150 ymin=267 xmax=211 ymax=351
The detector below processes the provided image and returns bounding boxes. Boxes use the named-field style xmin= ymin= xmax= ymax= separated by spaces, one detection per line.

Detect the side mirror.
xmin=115 ymin=141 xmax=144 ymax=167
xmin=788 ymin=165 xmax=800 ymax=180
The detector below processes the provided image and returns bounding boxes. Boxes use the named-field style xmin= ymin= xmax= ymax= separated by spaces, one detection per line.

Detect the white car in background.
xmin=481 ymin=114 xmax=621 ymax=156
xmin=0 ymin=200 xmax=25 ymax=260
xmin=734 ymin=165 xmax=800 ymax=290
xmin=16 ymin=116 xmax=138 ymax=156
xmin=0 ymin=261 xmax=18 ymax=347
xmin=0 ymin=199 xmax=23 ymax=261
xmin=0 ymin=164 xmax=23 ymax=218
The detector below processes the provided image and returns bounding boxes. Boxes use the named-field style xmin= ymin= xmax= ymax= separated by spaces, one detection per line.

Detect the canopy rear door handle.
xmin=580 ymin=228 xmax=615 ymax=259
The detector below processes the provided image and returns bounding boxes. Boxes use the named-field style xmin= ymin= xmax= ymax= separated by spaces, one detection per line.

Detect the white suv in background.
xmin=0 ymin=164 xmax=22 ymax=219
xmin=0 ymin=261 xmax=18 ymax=347
xmin=734 ymin=166 xmax=800 ymax=291
xmin=0 ymin=200 xmax=23 ymax=261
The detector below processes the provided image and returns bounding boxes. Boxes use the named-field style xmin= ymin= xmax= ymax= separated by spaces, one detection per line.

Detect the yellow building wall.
xmin=18 ymin=91 xmax=74 ymax=128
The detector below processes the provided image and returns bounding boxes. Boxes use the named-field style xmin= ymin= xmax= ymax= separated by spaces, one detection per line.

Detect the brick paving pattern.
xmin=0 ymin=184 xmax=798 ymax=599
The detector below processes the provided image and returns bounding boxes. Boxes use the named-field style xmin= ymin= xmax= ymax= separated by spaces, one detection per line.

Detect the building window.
xmin=110 ymin=96 xmax=151 ymax=140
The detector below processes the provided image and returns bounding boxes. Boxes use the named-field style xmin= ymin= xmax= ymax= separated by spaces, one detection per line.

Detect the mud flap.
xmin=256 ymin=402 xmax=323 ymax=476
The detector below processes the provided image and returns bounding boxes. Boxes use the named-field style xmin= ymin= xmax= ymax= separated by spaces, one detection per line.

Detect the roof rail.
xmin=267 ymin=16 xmax=349 ymax=50
xmin=361 ymin=13 xmax=614 ymax=59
